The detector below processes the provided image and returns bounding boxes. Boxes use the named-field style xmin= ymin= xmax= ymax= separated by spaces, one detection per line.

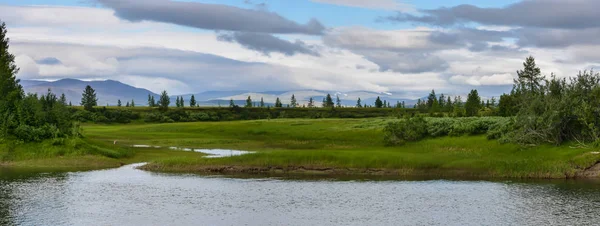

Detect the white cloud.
xmin=310 ymin=0 xmax=414 ymax=11
xmin=450 ymin=73 xmax=514 ymax=86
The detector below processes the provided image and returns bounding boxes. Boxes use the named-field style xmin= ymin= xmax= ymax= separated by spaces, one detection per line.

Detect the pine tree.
xmin=190 ymin=95 xmax=196 ymax=107
xmin=290 ymin=94 xmax=297 ymax=108
xmin=0 ymin=21 xmax=23 ymax=129
xmin=324 ymin=94 xmax=334 ymax=108
xmin=80 ymin=85 xmax=98 ymax=111
xmin=131 ymin=99 xmax=135 ymax=107
xmin=245 ymin=96 xmax=252 ymax=108
xmin=446 ymin=96 xmax=453 ymax=112
xmin=260 ymin=97 xmax=265 ymax=108
xmin=383 ymin=100 xmax=387 ymax=108
xmin=69 ymin=101 xmax=72 ymax=107
xmin=516 ymin=56 xmax=543 ymax=94
xmin=336 ymin=95 xmax=341 ymax=108
xmin=308 ymin=97 xmax=314 ymax=108
xmin=229 ymin=99 xmax=235 ymax=108
xmin=465 ymin=89 xmax=482 ymax=117
xmin=117 ymin=99 xmax=122 ymax=107
xmin=158 ymin=90 xmax=170 ymax=111
xmin=175 ymin=96 xmax=180 ymax=107
xmin=275 ymin=97 xmax=282 ymax=108
xmin=126 ymin=102 xmax=130 ymax=107
xmin=438 ymin=94 xmax=446 ymax=110
xmin=426 ymin=89 xmax=437 ymax=109
xmin=453 ymin=96 xmax=465 ymax=117
xmin=374 ymin=96 xmax=383 ymax=108
xmin=356 ymin=98 xmax=362 ymax=108
xmin=179 ymin=96 xmax=184 ymax=108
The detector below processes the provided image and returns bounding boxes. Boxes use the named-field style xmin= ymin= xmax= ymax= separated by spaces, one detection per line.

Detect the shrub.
xmin=383 ymin=117 xmax=428 ymax=146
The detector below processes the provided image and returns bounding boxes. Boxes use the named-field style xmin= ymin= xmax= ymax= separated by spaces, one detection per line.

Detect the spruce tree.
xmin=126 ymin=102 xmax=130 ymax=107
xmin=260 ymin=97 xmax=265 ymax=108
xmin=0 ymin=21 xmax=23 ymax=120
xmin=426 ymin=89 xmax=437 ymax=109
xmin=324 ymin=94 xmax=334 ymax=108
xmin=465 ymin=89 xmax=482 ymax=117
xmin=229 ymin=99 xmax=235 ymax=108
xmin=59 ymin=93 xmax=67 ymax=105
xmin=131 ymin=99 xmax=135 ymax=107
xmin=175 ymin=96 xmax=180 ymax=107
xmin=356 ymin=98 xmax=362 ymax=108
xmin=80 ymin=85 xmax=97 ymax=111
xmin=290 ymin=94 xmax=297 ymax=108
xmin=158 ymin=90 xmax=170 ymax=111
xmin=308 ymin=97 xmax=314 ymax=108
xmin=275 ymin=97 xmax=282 ymax=108
xmin=375 ymin=96 xmax=383 ymax=108
xmin=117 ymin=99 xmax=122 ymax=107
xmin=190 ymin=95 xmax=196 ymax=107
xmin=336 ymin=95 xmax=341 ymax=108
xmin=245 ymin=96 xmax=252 ymax=108
xmin=179 ymin=96 xmax=184 ymax=108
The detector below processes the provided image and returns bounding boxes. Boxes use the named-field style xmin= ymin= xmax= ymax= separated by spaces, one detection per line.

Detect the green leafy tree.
xmin=158 ymin=90 xmax=170 ymax=111
xmin=375 ymin=96 xmax=383 ymax=108
xmin=117 ymin=99 xmax=122 ymax=107
xmin=290 ymin=94 xmax=297 ymax=108
xmin=190 ymin=95 xmax=196 ymax=107
xmin=80 ymin=85 xmax=97 ymax=111
xmin=245 ymin=96 xmax=252 ymax=108
xmin=465 ymin=89 xmax=482 ymax=117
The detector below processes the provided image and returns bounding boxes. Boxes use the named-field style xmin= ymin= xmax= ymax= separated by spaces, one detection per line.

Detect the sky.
xmin=1 ymin=0 xmax=599 ymax=97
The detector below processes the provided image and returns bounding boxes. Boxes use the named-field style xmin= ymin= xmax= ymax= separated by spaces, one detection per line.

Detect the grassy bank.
xmin=82 ymin=118 xmax=600 ymax=178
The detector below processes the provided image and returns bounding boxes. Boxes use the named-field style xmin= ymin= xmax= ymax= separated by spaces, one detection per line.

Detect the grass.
xmin=77 ymin=118 xmax=600 ymax=178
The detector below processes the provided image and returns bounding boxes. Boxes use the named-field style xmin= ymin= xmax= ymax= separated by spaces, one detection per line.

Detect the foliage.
xmin=80 ymin=85 xmax=98 ymax=111
xmin=158 ymin=90 xmax=170 ymax=111
xmin=383 ymin=116 xmax=428 ymax=146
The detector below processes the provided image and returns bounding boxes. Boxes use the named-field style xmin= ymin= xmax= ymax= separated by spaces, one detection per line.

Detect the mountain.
xmin=21 ymin=79 xmax=158 ymax=106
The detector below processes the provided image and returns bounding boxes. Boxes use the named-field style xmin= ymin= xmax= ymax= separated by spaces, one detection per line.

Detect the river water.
xmin=1 ymin=164 xmax=600 ymax=226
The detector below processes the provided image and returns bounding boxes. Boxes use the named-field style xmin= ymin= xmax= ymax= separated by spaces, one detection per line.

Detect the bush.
xmin=383 ymin=117 xmax=428 ymax=146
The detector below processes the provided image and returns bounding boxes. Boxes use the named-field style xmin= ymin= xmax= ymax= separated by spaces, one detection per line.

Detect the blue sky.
xmin=0 ymin=0 xmax=598 ymax=97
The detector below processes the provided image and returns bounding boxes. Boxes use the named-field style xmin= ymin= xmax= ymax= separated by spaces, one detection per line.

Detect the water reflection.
xmin=1 ymin=164 xmax=600 ymax=226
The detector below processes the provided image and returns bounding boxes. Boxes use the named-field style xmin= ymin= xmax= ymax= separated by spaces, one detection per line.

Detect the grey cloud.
xmin=517 ymin=28 xmax=600 ymax=48
xmin=96 ymin=0 xmax=325 ymax=35
xmin=385 ymin=0 xmax=600 ymax=29
xmin=361 ymin=51 xmax=448 ymax=73
xmin=36 ymin=57 xmax=62 ymax=65
xmin=217 ymin=32 xmax=320 ymax=56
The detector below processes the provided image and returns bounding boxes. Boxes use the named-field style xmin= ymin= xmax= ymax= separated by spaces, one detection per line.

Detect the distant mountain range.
xmin=20 ymin=79 xmax=491 ymax=107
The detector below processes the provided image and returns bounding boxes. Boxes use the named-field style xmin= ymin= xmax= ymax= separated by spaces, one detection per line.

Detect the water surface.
xmin=1 ymin=164 xmax=600 ymax=226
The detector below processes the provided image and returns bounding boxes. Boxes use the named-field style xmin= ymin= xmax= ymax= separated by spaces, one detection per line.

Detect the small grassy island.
xmin=1 ymin=21 xmax=600 ymax=179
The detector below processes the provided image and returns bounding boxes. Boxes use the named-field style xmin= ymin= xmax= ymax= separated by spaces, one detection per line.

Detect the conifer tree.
xmin=126 ymin=102 xmax=130 ymax=107
xmin=375 ymin=96 xmax=383 ymax=108
xmin=80 ymin=85 xmax=97 ymax=111
xmin=245 ymin=96 xmax=252 ymax=108
xmin=0 ymin=21 xmax=23 ymax=130
xmin=260 ymin=97 xmax=265 ymax=108
xmin=131 ymin=99 xmax=135 ymax=107
xmin=190 ymin=95 xmax=196 ymax=107
xmin=465 ymin=89 xmax=482 ymax=117
xmin=308 ymin=97 xmax=315 ymax=108
xmin=117 ymin=99 xmax=122 ymax=107
xmin=336 ymin=95 xmax=341 ymax=108
xmin=179 ymin=96 xmax=184 ymax=108
xmin=290 ymin=94 xmax=297 ymax=108
xmin=324 ymin=94 xmax=334 ymax=108
xmin=158 ymin=90 xmax=170 ymax=111
xmin=356 ymin=98 xmax=362 ymax=108
xmin=229 ymin=99 xmax=235 ymax=108
xmin=59 ymin=93 xmax=67 ymax=105
xmin=275 ymin=97 xmax=282 ymax=107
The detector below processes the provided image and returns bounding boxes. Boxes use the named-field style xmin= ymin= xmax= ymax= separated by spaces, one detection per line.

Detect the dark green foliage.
xmin=356 ymin=98 xmax=362 ymax=108
xmin=117 ymin=99 xmax=122 ymax=107
xmin=375 ymin=96 xmax=383 ymax=108
xmin=189 ymin=95 xmax=196 ymax=107
xmin=465 ymin=90 xmax=481 ymax=117
xmin=260 ymin=97 xmax=265 ymax=108
xmin=275 ymin=97 xmax=283 ymax=108
xmin=290 ymin=94 xmax=297 ymax=108
xmin=323 ymin=94 xmax=334 ymax=108
xmin=498 ymin=93 xmax=516 ymax=116
xmin=158 ymin=90 xmax=170 ymax=111
xmin=80 ymin=85 xmax=97 ymax=111
xmin=148 ymin=94 xmax=155 ymax=107
xmin=383 ymin=117 xmax=428 ymax=146
xmin=245 ymin=96 xmax=252 ymax=108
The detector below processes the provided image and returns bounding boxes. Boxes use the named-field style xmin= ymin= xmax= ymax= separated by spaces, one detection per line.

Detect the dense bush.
xmin=383 ymin=117 xmax=428 ymax=146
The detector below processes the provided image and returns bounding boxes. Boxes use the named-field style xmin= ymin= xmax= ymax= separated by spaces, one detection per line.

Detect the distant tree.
xmin=516 ymin=56 xmax=543 ymax=95
xmin=260 ymin=97 xmax=265 ymax=108
xmin=426 ymin=89 xmax=437 ymax=109
xmin=190 ymin=95 xmax=196 ymax=107
xmin=80 ymin=85 xmax=98 ymax=111
xmin=148 ymin=94 xmax=156 ymax=107
xmin=438 ymin=94 xmax=446 ymax=110
xmin=275 ymin=97 xmax=282 ymax=108
xmin=485 ymin=99 xmax=490 ymax=108
xmin=323 ymin=94 xmax=334 ymax=108
xmin=229 ymin=98 xmax=235 ymax=108
xmin=336 ymin=95 xmax=341 ymax=108
xmin=126 ymin=102 xmax=130 ymax=107
xmin=356 ymin=98 xmax=362 ymax=108
xmin=465 ymin=89 xmax=482 ymax=117
xmin=375 ymin=96 xmax=383 ymax=108
xmin=158 ymin=90 xmax=170 ymax=111
xmin=179 ymin=96 xmax=184 ymax=108
xmin=383 ymin=100 xmax=387 ymax=108
xmin=453 ymin=96 xmax=465 ymax=117
xmin=59 ymin=93 xmax=67 ymax=105
xmin=290 ymin=94 xmax=297 ymax=108
xmin=491 ymin=97 xmax=497 ymax=107
xmin=69 ymin=101 xmax=72 ymax=106
xmin=498 ymin=93 xmax=516 ymax=116
xmin=131 ymin=99 xmax=135 ymax=107
xmin=446 ymin=96 xmax=453 ymax=112
xmin=175 ymin=96 xmax=181 ymax=108
xmin=308 ymin=97 xmax=315 ymax=108
xmin=245 ymin=96 xmax=253 ymax=108
xmin=117 ymin=99 xmax=122 ymax=107
xmin=402 ymin=101 xmax=406 ymax=109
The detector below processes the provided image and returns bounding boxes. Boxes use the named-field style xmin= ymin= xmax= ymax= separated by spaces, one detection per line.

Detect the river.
xmin=1 ymin=164 xmax=600 ymax=226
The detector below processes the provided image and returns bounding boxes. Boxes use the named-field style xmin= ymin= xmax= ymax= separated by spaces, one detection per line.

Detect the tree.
xmin=383 ymin=100 xmax=387 ymax=108
xmin=375 ymin=96 xmax=383 ymax=108
xmin=275 ymin=97 xmax=282 ymax=108
xmin=126 ymin=102 xmax=130 ymax=107
xmin=131 ymin=99 xmax=135 ymax=107
xmin=465 ymin=89 xmax=482 ymax=117
xmin=516 ymin=56 xmax=543 ymax=95
xmin=59 ymin=93 xmax=67 ymax=105
xmin=175 ymin=96 xmax=181 ymax=107
xmin=158 ymin=90 xmax=170 ymax=111
xmin=80 ymin=85 xmax=97 ymax=111
xmin=179 ymin=96 xmax=184 ymax=108
xmin=426 ymin=89 xmax=437 ymax=109
xmin=323 ymin=94 xmax=334 ymax=108
xmin=148 ymin=94 xmax=156 ymax=107
xmin=438 ymin=94 xmax=446 ymax=110
xmin=190 ymin=95 xmax=196 ymax=107
xmin=356 ymin=98 xmax=362 ymax=108
xmin=0 ymin=21 xmax=23 ymax=135
xmin=260 ymin=97 xmax=265 ymax=108
xmin=117 ymin=99 xmax=122 ymax=107
xmin=453 ymin=96 xmax=465 ymax=117
xmin=446 ymin=96 xmax=453 ymax=112
xmin=245 ymin=96 xmax=253 ymax=108
xmin=229 ymin=99 xmax=235 ymax=108
xmin=290 ymin=94 xmax=297 ymax=108
xmin=336 ymin=95 xmax=341 ymax=108
xmin=308 ymin=97 xmax=315 ymax=108
xmin=69 ymin=101 xmax=72 ymax=107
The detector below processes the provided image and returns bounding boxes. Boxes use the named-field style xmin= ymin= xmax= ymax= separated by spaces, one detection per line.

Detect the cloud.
xmin=217 ymin=32 xmax=320 ymax=56
xmin=323 ymin=27 xmax=446 ymax=51
xmin=385 ymin=0 xmax=600 ymax=29
xmin=361 ymin=51 xmax=448 ymax=73
xmin=95 ymin=0 xmax=325 ymax=35
xmin=517 ymin=28 xmax=600 ymax=48
xmin=449 ymin=73 xmax=514 ymax=86
xmin=310 ymin=0 xmax=413 ymax=11
xmin=36 ymin=57 xmax=62 ymax=65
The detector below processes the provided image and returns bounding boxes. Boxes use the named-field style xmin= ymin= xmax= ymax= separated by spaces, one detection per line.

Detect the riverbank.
xmin=83 ymin=118 xmax=600 ymax=179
